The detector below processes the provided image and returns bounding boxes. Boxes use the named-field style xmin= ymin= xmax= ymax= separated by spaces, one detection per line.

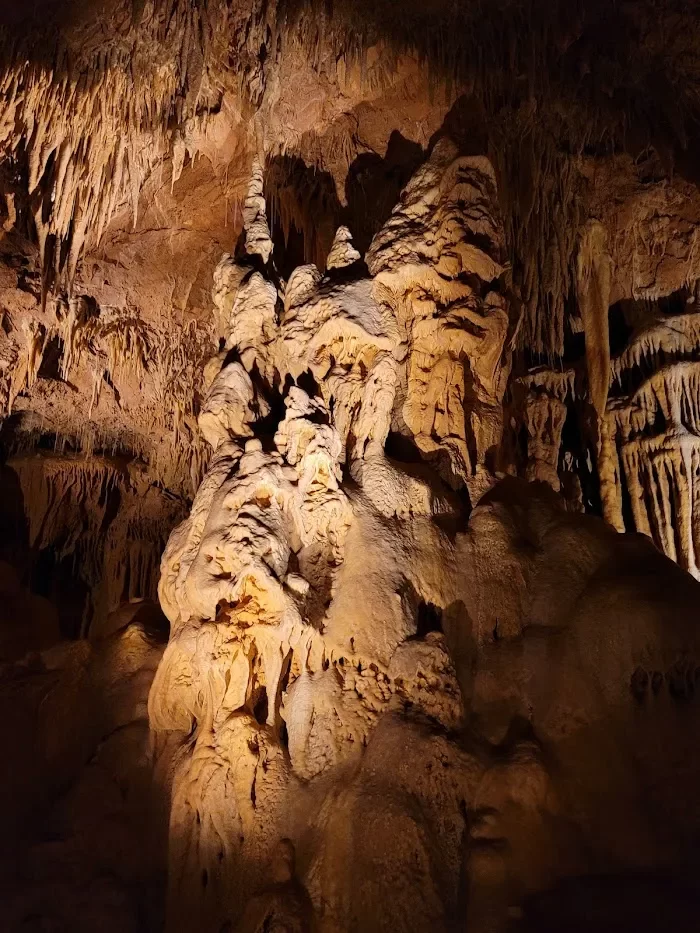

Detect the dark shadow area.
xmin=128 ymin=599 xmax=170 ymax=643
xmin=0 ymin=464 xmax=29 ymax=572
xmin=558 ymin=399 xmax=602 ymax=517
xmin=31 ymin=549 xmax=91 ymax=640
xmin=0 ymin=0 xmax=84 ymax=31
xmin=521 ymin=873 xmax=700 ymax=933
xmin=608 ymin=301 xmax=633 ymax=357
xmin=265 ymin=155 xmax=341 ymax=277
xmin=415 ymin=601 xmax=443 ymax=638
xmin=385 ymin=431 xmax=425 ymax=465
xmin=343 ymin=130 xmax=424 ymax=255
xmin=37 ymin=335 xmax=65 ymax=381
xmin=428 ymin=94 xmax=490 ymax=156
xmin=265 ymin=128 xmax=424 ymax=277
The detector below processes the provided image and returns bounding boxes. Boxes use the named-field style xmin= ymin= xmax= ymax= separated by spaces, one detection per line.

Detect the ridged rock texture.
xmin=143 ymin=139 xmax=700 ymax=933
xmin=3 ymin=1 xmax=700 ymax=932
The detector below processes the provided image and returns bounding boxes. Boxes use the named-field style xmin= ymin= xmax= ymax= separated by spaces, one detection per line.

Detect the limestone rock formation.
xmin=367 ymin=140 xmax=511 ymax=498
xmin=145 ymin=154 xmax=700 ymax=933
xmin=3 ymin=2 xmax=700 ymax=931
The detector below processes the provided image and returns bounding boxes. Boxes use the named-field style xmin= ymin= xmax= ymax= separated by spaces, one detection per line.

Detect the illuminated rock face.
xmin=151 ymin=144 xmax=478 ymax=932
xmin=150 ymin=153 xmax=700 ymax=933
xmin=366 ymin=142 xmax=510 ymax=499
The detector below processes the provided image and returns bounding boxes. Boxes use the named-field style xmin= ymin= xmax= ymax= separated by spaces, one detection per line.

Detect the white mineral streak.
xmin=150 ymin=141 xmax=510 ymax=931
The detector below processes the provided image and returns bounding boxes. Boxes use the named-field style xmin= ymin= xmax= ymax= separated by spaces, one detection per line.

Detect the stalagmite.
xmin=326 ymin=225 xmax=361 ymax=270
xmin=242 ymin=157 xmax=274 ymax=265
xmin=523 ymin=391 xmax=568 ymax=490
xmin=366 ymin=139 xmax=511 ymax=500
xmin=149 ymin=153 xmax=515 ymax=930
xmin=198 ymin=361 xmax=268 ymax=449
xmin=141 ymin=149 xmax=700 ymax=932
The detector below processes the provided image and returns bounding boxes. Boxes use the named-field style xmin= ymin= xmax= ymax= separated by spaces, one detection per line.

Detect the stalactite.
xmin=607 ymin=360 xmax=700 ymax=574
xmin=28 ymin=295 xmax=215 ymax=495
xmin=496 ymin=130 xmax=586 ymax=359
xmin=575 ymin=220 xmax=617 ymax=528
xmin=577 ymin=221 xmax=612 ymax=417
xmin=516 ymin=367 xmax=578 ymax=403
xmin=0 ymin=0 xmax=228 ymax=291
xmin=2 ymin=0 xmax=694 ymax=329
xmin=610 ymin=310 xmax=700 ymax=386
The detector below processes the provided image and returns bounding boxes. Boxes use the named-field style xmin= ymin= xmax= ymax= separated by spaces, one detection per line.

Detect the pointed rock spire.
xmin=243 ymin=157 xmax=273 ymax=265
xmin=326 ymin=225 xmax=360 ymax=270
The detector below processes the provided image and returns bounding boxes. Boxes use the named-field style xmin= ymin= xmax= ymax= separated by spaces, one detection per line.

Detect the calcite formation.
xmin=147 ymin=151 xmax=700 ymax=932
xmin=366 ymin=142 xmax=510 ymax=497
xmin=5 ymin=3 xmax=700 ymax=931
xmin=9 ymin=453 xmax=185 ymax=632
xmin=511 ymin=272 xmax=700 ymax=579
xmin=151 ymin=147 xmax=485 ymax=930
